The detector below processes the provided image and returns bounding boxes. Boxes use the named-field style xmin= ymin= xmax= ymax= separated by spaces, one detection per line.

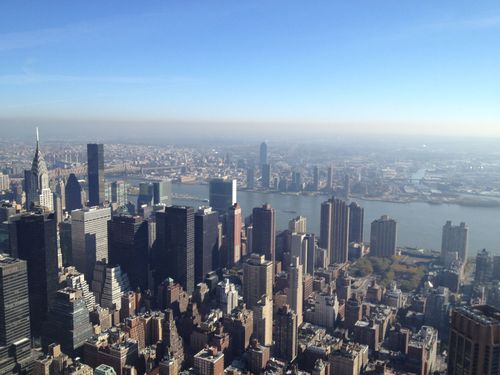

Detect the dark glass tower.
xmin=209 ymin=178 xmax=236 ymax=214
xmin=153 ymin=180 xmax=172 ymax=206
xmin=370 ymin=215 xmax=397 ymax=257
xmin=87 ymin=143 xmax=105 ymax=206
xmin=194 ymin=207 xmax=219 ymax=284
xmin=0 ymin=255 xmax=32 ymax=374
xmin=320 ymin=197 xmax=350 ymax=264
xmin=348 ymin=201 xmax=364 ymax=244
xmin=41 ymin=288 xmax=93 ymax=356
xmin=65 ymin=173 xmax=84 ymax=212
xmin=259 ymin=141 xmax=268 ymax=167
xmin=252 ymin=204 xmax=276 ymax=266
xmin=154 ymin=206 xmax=194 ymax=294
xmin=8 ymin=213 xmax=59 ymax=336
xmin=108 ymin=215 xmax=149 ymax=290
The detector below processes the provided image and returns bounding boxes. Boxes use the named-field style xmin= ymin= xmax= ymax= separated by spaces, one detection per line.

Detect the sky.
xmin=1 ymin=1 xmax=500 ymax=140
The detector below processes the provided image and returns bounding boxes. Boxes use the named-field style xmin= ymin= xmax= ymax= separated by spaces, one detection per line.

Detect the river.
xmin=131 ymin=181 xmax=500 ymax=255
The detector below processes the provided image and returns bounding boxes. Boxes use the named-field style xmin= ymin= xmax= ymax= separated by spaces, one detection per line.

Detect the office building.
xmin=137 ymin=182 xmax=154 ymax=207
xmin=475 ymin=249 xmax=494 ymax=285
xmin=209 ymin=178 xmax=236 ymax=214
xmin=41 ymin=288 xmax=93 ymax=355
xmin=252 ymin=204 xmax=276 ymax=266
xmin=320 ymin=197 xmax=350 ymax=264
xmin=348 ymin=202 xmax=364 ymax=244
xmin=64 ymin=268 xmax=96 ymax=311
xmin=65 ymin=173 xmax=84 ymax=212
xmin=55 ymin=178 xmax=65 ymax=210
xmin=24 ymin=128 xmax=53 ymax=211
xmin=275 ymin=305 xmax=298 ymax=362
xmin=313 ymin=166 xmax=320 ymax=191
xmin=441 ymin=221 xmax=469 ymax=261
xmin=261 ymin=164 xmax=271 ymax=189
xmin=8 ymin=213 xmax=59 ymax=336
xmin=108 ymin=215 xmax=149 ymax=290
xmin=289 ymin=216 xmax=307 ymax=234
xmin=329 ymin=343 xmax=368 ymax=375
xmin=0 ymin=173 xmax=9 ymax=192
xmin=448 ymin=305 xmax=500 ymax=375
xmin=0 ymin=255 xmax=32 ymax=374
xmin=243 ymin=254 xmax=273 ymax=308
xmin=91 ymin=261 xmax=130 ymax=311
xmin=370 ymin=215 xmax=397 ymax=257
xmin=194 ymin=207 xmax=219 ymax=283
xmin=110 ymin=180 xmax=128 ymax=207
xmin=326 ymin=165 xmax=333 ymax=191
xmin=253 ymin=296 xmax=273 ymax=347
xmin=153 ymin=180 xmax=172 ymax=206
xmin=288 ymin=256 xmax=303 ymax=326
xmin=71 ymin=207 xmax=111 ymax=280
xmin=225 ymin=203 xmax=241 ymax=267
xmin=305 ymin=233 xmax=316 ymax=275
xmin=87 ymin=143 xmax=105 ymax=206
xmin=216 ymin=279 xmax=239 ymax=315
xmin=154 ymin=206 xmax=195 ymax=294
xmin=260 ymin=141 xmax=268 ymax=166
xmin=94 ymin=364 xmax=117 ymax=375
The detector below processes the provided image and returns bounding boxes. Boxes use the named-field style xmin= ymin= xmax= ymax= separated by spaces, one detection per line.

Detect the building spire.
xmin=35 ymin=127 xmax=40 ymax=149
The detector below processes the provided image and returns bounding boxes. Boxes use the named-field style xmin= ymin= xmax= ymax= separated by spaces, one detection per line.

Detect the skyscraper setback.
xmin=87 ymin=143 xmax=105 ymax=206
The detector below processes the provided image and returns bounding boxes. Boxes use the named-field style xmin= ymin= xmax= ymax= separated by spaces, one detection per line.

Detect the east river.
xmin=132 ymin=181 xmax=500 ymax=255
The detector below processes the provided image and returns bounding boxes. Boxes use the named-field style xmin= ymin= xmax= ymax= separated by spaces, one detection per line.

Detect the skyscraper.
xmin=370 ymin=215 xmax=397 ymax=257
xmin=0 ymin=255 xmax=32 ymax=374
xmin=348 ymin=202 xmax=364 ymax=244
xmin=320 ymin=197 xmax=350 ymax=264
xmin=65 ymin=173 xmax=84 ymax=212
xmin=288 ymin=256 xmax=303 ymax=326
xmin=110 ymin=180 xmax=128 ymax=207
xmin=225 ymin=203 xmax=242 ymax=267
xmin=247 ymin=167 xmax=255 ymax=190
xmin=56 ymin=178 xmax=66 ymax=210
xmin=326 ymin=165 xmax=333 ymax=191
xmin=441 ymin=221 xmax=469 ymax=261
xmin=275 ymin=305 xmax=298 ymax=362
xmin=71 ymin=206 xmax=112 ymax=280
xmin=194 ymin=207 xmax=219 ymax=284
xmin=24 ymin=128 xmax=53 ymax=211
xmin=137 ymin=182 xmax=154 ymax=207
xmin=154 ymin=206 xmax=195 ymax=294
xmin=259 ymin=142 xmax=268 ymax=166
xmin=108 ymin=215 xmax=149 ymax=290
xmin=153 ymin=180 xmax=172 ymax=206
xmin=243 ymin=254 xmax=273 ymax=308
xmin=313 ymin=166 xmax=320 ymax=191
xmin=288 ymin=216 xmax=307 ymax=234
xmin=261 ymin=164 xmax=271 ymax=190
xmin=41 ymin=288 xmax=93 ymax=356
xmin=8 ymin=213 xmax=59 ymax=336
xmin=448 ymin=305 xmax=500 ymax=375
xmin=87 ymin=143 xmax=105 ymax=206
xmin=209 ymin=178 xmax=237 ymax=214
xmin=252 ymin=204 xmax=276 ymax=266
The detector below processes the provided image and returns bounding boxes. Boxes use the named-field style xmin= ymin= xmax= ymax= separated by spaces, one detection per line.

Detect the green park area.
xmin=350 ymin=256 xmax=426 ymax=292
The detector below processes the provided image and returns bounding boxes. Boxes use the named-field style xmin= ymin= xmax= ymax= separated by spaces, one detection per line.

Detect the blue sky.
xmin=1 ymin=1 xmax=500 ymax=138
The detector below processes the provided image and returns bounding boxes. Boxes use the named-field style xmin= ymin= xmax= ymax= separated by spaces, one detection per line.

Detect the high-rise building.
xmin=137 ymin=182 xmax=154 ymax=207
xmin=108 ymin=215 xmax=149 ymax=290
xmin=313 ymin=166 xmax=320 ymax=191
xmin=253 ymin=296 xmax=273 ymax=347
xmin=320 ymin=197 xmax=350 ymax=264
xmin=41 ymin=288 xmax=93 ymax=356
xmin=55 ymin=178 xmax=66 ymax=210
xmin=370 ymin=215 xmax=397 ymax=257
xmin=91 ymin=261 xmax=130 ymax=311
xmin=304 ymin=233 xmax=316 ymax=275
xmin=194 ymin=207 xmax=219 ymax=284
xmin=259 ymin=142 xmax=268 ymax=167
xmin=475 ymin=249 xmax=493 ymax=284
xmin=448 ymin=305 xmax=500 ymax=375
xmin=24 ymin=128 xmax=53 ymax=211
xmin=209 ymin=178 xmax=237 ymax=214
xmin=261 ymin=164 xmax=271 ymax=190
xmin=154 ymin=206 xmax=195 ymax=294
xmin=288 ymin=256 xmax=303 ymax=326
xmin=243 ymin=254 xmax=273 ymax=308
xmin=8 ymin=213 xmax=59 ymax=336
xmin=65 ymin=173 xmax=84 ymax=212
xmin=252 ymin=204 xmax=276 ymax=266
xmin=327 ymin=165 xmax=333 ymax=191
xmin=71 ymin=207 xmax=111 ymax=280
xmin=344 ymin=174 xmax=350 ymax=199
xmin=0 ymin=255 xmax=32 ymax=373
xmin=64 ymin=268 xmax=96 ymax=312
xmin=247 ymin=167 xmax=255 ymax=190
xmin=274 ymin=305 xmax=298 ymax=362
xmin=194 ymin=347 xmax=225 ymax=375
xmin=0 ymin=173 xmax=9 ymax=192
xmin=348 ymin=202 xmax=364 ymax=244
xmin=216 ymin=279 xmax=239 ymax=315
xmin=153 ymin=180 xmax=172 ymax=206
xmin=87 ymin=143 xmax=105 ymax=206
xmin=441 ymin=221 xmax=469 ymax=261
xmin=110 ymin=180 xmax=128 ymax=207
xmin=288 ymin=216 xmax=307 ymax=234
xmin=225 ymin=203 xmax=241 ymax=267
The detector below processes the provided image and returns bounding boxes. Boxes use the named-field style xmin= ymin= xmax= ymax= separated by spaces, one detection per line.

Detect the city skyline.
xmin=1 ymin=1 xmax=500 ymax=138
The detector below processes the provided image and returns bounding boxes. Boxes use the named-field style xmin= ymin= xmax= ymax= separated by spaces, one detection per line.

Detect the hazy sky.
xmin=1 ymin=1 xmax=500 ymax=138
